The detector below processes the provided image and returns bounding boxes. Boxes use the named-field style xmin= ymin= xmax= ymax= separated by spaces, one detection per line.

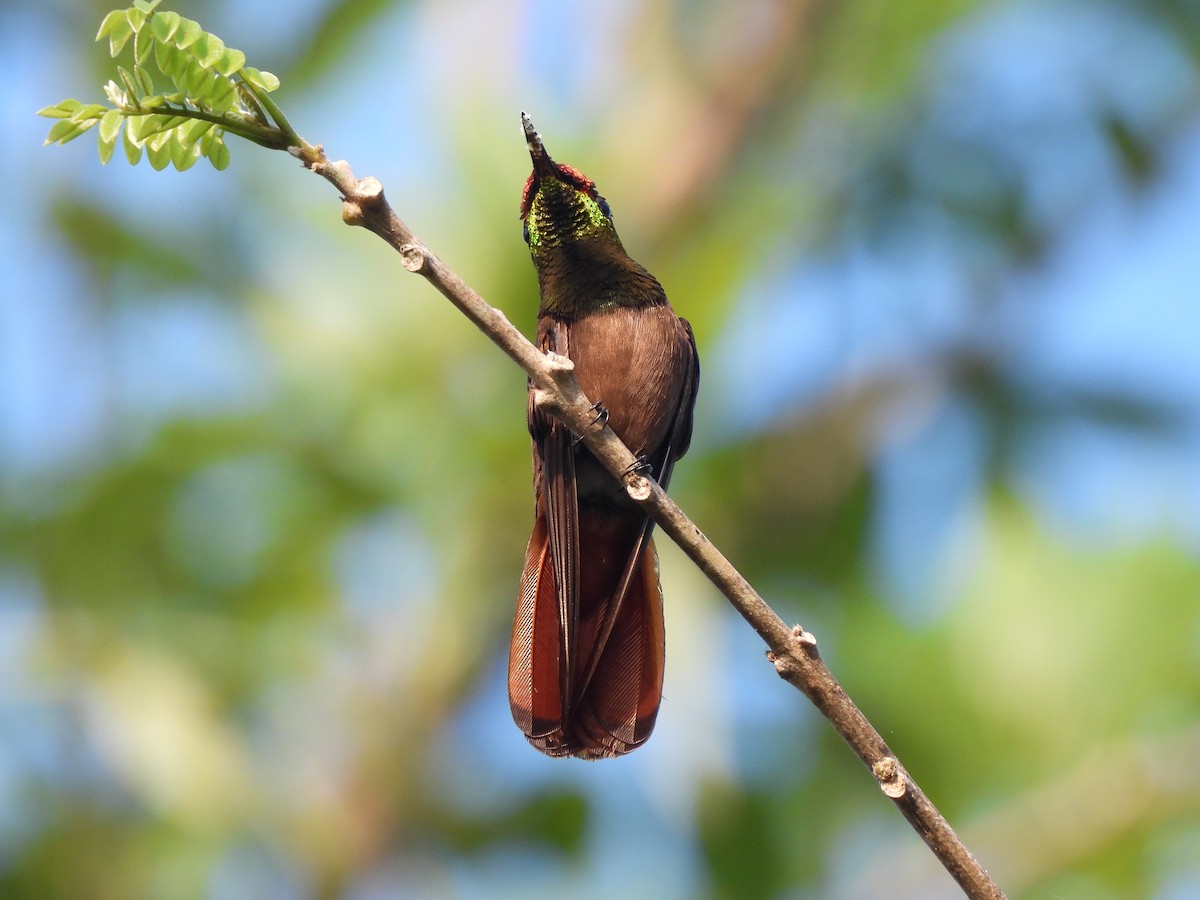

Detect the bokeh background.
xmin=5 ymin=0 xmax=1200 ymax=897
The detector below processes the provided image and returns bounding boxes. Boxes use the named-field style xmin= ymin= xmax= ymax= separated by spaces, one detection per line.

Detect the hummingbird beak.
xmin=521 ymin=111 xmax=559 ymax=180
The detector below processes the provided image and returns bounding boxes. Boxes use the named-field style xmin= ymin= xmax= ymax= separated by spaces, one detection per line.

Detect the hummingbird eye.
xmin=522 ymin=219 xmax=530 ymax=245
xmin=597 ymin=197 xmax=612 ymax=220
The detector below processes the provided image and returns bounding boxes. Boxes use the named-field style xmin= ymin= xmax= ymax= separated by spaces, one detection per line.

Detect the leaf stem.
xmin=123 ymin=102 xmax=290 ymax=150
xmin=238 ymin=78 xmax=297 ymax=144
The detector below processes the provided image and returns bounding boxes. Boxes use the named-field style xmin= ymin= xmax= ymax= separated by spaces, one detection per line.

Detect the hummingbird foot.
xmin=622 ymin=455 xmax=653 ymax=478
xmin=572 ymin=400 xmax=609 ymax=447
xmin=588 ymin=400 xmax=610 ymax=428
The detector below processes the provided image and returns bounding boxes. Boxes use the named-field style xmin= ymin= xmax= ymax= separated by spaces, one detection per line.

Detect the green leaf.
xmin=215 ymin=48 xmax=246 ymax=78
xmin=182 ymin=60 xmax=208 ymax=96
xmin=45 ymin=118 xmax=93 ymax=146
xmin=197 ymin=72 xmax=222 ymax=104
xmin=125 ymin=113 xmax=162 ymax=141
xmin=132 ymin=0 xmax=162 ymax=13
xmin=103 ymin=78 xmax=127 ymax=106
xmin=123 ymin=114 xmax=145 ymax=142
xmin=192 ymin=69 xmax=225 ymax=106
xmin=150 ymin=11 xmax=180 ymax=43
xmin=118 ymin=66 xmax=140 ymax=102
xmin=208 ymin=77 xmax=235 ymax=114
xmin=69 ymin=103 xmax=109 ymax=122
xmin=98 ymin=108 xmax=123 ymax=143
xmin=164 ymin=44 xmax=190 ymax=88
xmin=135 ymin=114 xmax=187 ymax=141
xmin=135 ymin=64 xmax=155 ymax=95
xmin=174 ymin=18 xmax=202 ymax=50
xmin=179 ymin=118 xmax=214 ymax=147
xmin=193 ymin=32 xmax=226 ymax=69
xmin=134 ymin=27 xmax=153 ymax=66
xmin=169 ymin=133 xmax=201 ymax=171
xmin=96 ymin=9 xmax=127 ymax=41
xmin=147 ymin=127 xmax=172 ymax=152
xmin=126 ymin=7 xmax=147 ymax=32
xmin=44 ymin=119 xmax=77 ymax=144
xmin=123 ymin=125 xmax=143 ymax=164
xmin=109 ymin=17 xmax=134 ymax=57
xmin=207 ymin=134 xmax=230 ymax=170
xmin=154 ymin=34 xmax=176 ymax=74
xmin=241 ymin=68 xmax=279 ymax=92
xmin=98 ymin=123 xmax=118 ymax=165
xmin=38 ymin=98 xmax=82 ymax=119
xmin=146 ymin=134 xmax=172 ymax=170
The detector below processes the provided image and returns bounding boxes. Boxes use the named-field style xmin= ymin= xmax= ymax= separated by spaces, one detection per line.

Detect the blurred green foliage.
xmin=6 ymin=0 xmax=1200 ymax=897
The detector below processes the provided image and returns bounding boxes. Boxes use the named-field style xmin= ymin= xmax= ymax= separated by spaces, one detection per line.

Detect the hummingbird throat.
xmin=525 ymin=179 xmax=613 ymax=251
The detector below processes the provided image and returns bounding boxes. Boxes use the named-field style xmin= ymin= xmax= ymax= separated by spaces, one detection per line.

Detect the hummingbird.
xmin=508 ymin=113 xmax=700 ymax=759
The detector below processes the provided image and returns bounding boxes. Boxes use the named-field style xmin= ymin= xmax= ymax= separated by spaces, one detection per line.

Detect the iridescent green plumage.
xmin=519 ymin=116 xmax=666 ymax=320
xmin=524 ymin=179 xmax=613 ymax=250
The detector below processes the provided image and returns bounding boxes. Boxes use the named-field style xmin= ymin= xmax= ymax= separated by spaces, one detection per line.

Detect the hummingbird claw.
xmin=572 ymin=400 xmax=609 ymax=447
xmin=589 ymin=400 xmax=610 ymax=428
xmin=623 ymin=455 xmax=653 ymax=478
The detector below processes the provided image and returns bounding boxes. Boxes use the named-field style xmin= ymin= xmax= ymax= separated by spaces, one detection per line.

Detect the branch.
xmin=292 ymin=143 xmax=1005 ymax=900
xmin=126 ymin=99 xmax=291 ymax=149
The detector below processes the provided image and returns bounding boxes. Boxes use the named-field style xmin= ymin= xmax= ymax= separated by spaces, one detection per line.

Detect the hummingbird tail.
xmin=508 ymin=515 xmax=665 ymax=759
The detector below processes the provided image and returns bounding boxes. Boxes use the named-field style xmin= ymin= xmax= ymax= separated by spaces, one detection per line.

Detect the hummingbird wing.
xmin=567 ymin=313 xmax=698 ymax=756
xmin=509 ymin=320 xmax=580 ymax=755
xmin=649 ymin=316 xmax=699 ymax=484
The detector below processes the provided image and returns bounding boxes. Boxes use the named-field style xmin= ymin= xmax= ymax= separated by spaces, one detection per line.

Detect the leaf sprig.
xmin=39 ymin=0 xmax=294 ymax=171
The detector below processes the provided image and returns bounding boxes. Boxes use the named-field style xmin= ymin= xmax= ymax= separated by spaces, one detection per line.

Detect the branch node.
xmin=342 ymin=199 xmax=366 ymax=226
xmin=873 ymin=757 xmax=908 ymax=798
xmin=767 ymin=648 xmax=797 ymax=679
xmin=789 ymin=624 xmax=821 ymax=659
xmin=529 ymin=386 xmax=564 ymax=419
xmin=300 ymin=143 xmax=327 ymax=172
xmin=354 ymin=176 xmax=385 ymax=205
xmin=542 ymin=351 xmax=576 ymax=384
xmin=625 ymin=474 xmax=653 ymax=502
xmin=400 ymin=243 xmax=427 ymax=273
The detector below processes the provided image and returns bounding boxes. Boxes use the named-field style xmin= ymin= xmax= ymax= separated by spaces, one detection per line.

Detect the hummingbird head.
xmin=519 ymin=112 xmax=618 ymax=256
xmin=519 ymin=113 xmax=663 ymax=319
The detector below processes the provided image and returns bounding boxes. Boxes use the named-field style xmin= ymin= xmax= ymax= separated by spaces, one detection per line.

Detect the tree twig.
xmin=290 ymin=141 xmax=1006 ymax=900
